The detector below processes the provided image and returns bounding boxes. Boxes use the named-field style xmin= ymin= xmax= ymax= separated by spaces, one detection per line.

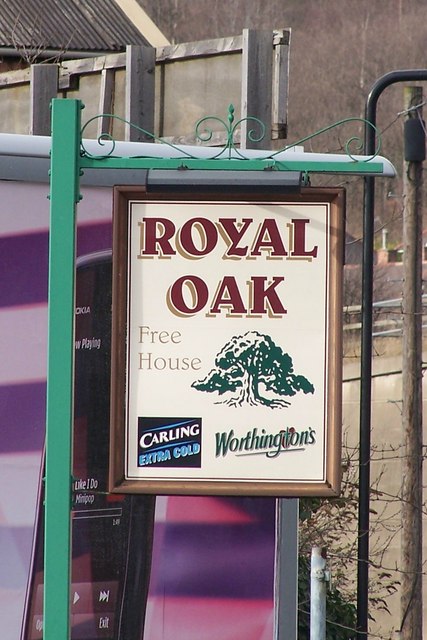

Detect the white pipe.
xmin=310 ymin=546 xmax=328 ymax=640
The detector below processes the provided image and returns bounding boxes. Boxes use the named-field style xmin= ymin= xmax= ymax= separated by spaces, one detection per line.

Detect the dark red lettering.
xmin=178 ymin=218 xmax=218 ymax=257
xmin=251 ymin=219 xmax=288 ymax=257
xmin=217 ymin=218 xmax=252 ymax=257
xmin=290 ymin=219 xmax=318 ymax=258
xmin=139 ymin=218 xmax=176 ymax=256
xmin=210 ymin=276 xmax=247 ymax=315
xmin=168 ymin=275 xmax=208 ymax=316
xmin=250 ymin=276 xmax=287 ymax=315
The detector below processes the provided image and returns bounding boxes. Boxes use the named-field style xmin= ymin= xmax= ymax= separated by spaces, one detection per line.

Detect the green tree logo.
xmin=192 ymin=331 xmax=315 ymax=408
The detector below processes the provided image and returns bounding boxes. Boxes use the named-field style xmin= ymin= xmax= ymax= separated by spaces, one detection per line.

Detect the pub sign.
xmin=109 ymin=187 xmax=344 ymax=496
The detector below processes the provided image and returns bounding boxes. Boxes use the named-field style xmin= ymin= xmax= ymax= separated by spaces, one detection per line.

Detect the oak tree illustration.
xmin=192 ymin=331 xmax=315 ymax=408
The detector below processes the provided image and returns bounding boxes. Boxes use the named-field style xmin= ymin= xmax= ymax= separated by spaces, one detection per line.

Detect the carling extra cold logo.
xmin=137 ymin=417 xmax=202 ymax=468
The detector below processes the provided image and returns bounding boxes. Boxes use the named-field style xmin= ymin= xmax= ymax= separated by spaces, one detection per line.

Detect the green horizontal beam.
xmin=79 ymin=155 xmax=385 ymax=175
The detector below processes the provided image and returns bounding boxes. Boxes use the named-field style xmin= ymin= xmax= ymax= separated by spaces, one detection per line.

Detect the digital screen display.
xmin=27 ymin=494 xmax=135 ymax=640
xmin=22 ymin=252 xmax=155 ymax=640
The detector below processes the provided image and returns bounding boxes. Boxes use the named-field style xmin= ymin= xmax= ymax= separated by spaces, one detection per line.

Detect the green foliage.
xmin=192 ymin=331 xmax=314 ymax=407
xmin=298 ymin=555 xmax=357 ymax=639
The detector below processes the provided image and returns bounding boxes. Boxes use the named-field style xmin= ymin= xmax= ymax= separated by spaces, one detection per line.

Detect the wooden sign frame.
xmin=109 ymin=186 xmax=344 ymax=496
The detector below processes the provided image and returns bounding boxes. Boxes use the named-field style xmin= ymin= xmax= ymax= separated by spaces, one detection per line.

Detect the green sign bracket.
xmin=79 ymin=154 xmax=387 ymax=175
xmin=77 ymin=105 xmax=395 ymax=178
xmin=44 ymin=97 xmax=395 ymax=638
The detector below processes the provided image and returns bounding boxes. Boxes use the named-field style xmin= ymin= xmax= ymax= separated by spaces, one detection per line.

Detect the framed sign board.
xmin=109 ymin=187 xmax=344 ymax=496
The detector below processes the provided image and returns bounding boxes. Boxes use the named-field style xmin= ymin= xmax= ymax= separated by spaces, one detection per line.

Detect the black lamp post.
xmin=358 ymin=69 xmax=427 ymax=639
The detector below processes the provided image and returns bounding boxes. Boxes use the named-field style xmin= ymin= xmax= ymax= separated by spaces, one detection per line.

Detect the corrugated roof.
xmin=0 ymin=0 xmax=149 ymax=53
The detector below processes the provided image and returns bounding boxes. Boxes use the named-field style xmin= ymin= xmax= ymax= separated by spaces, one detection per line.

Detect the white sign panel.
xmin=110 ymin=189 xmax=344 ymax=496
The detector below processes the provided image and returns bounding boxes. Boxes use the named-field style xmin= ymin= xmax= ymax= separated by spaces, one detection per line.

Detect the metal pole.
xmin=275 ymin=499 xmax=299 ymax=640
xmin=45 ymin=98 xmax=81 ymax=639
xmin=358 ymin=69 xmax=427 ymax=639
xmin=310 ymin=547 xmax=328 ymax=640
xmin=400 ymin=86 xmax=424 ymax=640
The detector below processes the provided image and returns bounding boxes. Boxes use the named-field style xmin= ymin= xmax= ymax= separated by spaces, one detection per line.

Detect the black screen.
xmin=21 ymin=252 xmax=155 ymax=640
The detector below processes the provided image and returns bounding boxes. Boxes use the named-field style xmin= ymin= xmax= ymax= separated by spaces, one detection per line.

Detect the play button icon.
xmin=73 ymin=591 xmax=80 ymax=605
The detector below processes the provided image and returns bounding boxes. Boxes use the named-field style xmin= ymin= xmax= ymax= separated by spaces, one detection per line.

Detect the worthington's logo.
xmin=215 ymin=427 xmax=316 ymax=458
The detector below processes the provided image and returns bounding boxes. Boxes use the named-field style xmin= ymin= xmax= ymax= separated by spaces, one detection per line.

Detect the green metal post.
xmin=45 ymin=98 xmax=82 ymax=639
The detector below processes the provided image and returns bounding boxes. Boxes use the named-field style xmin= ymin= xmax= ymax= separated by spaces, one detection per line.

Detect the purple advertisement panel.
xmin=146 ymin=495 xmax=275 ymax=640
xmin=0 ymin=181 xmax=114 ymax=638
xmin=0 ymin=180 xmax=275 ymax=640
